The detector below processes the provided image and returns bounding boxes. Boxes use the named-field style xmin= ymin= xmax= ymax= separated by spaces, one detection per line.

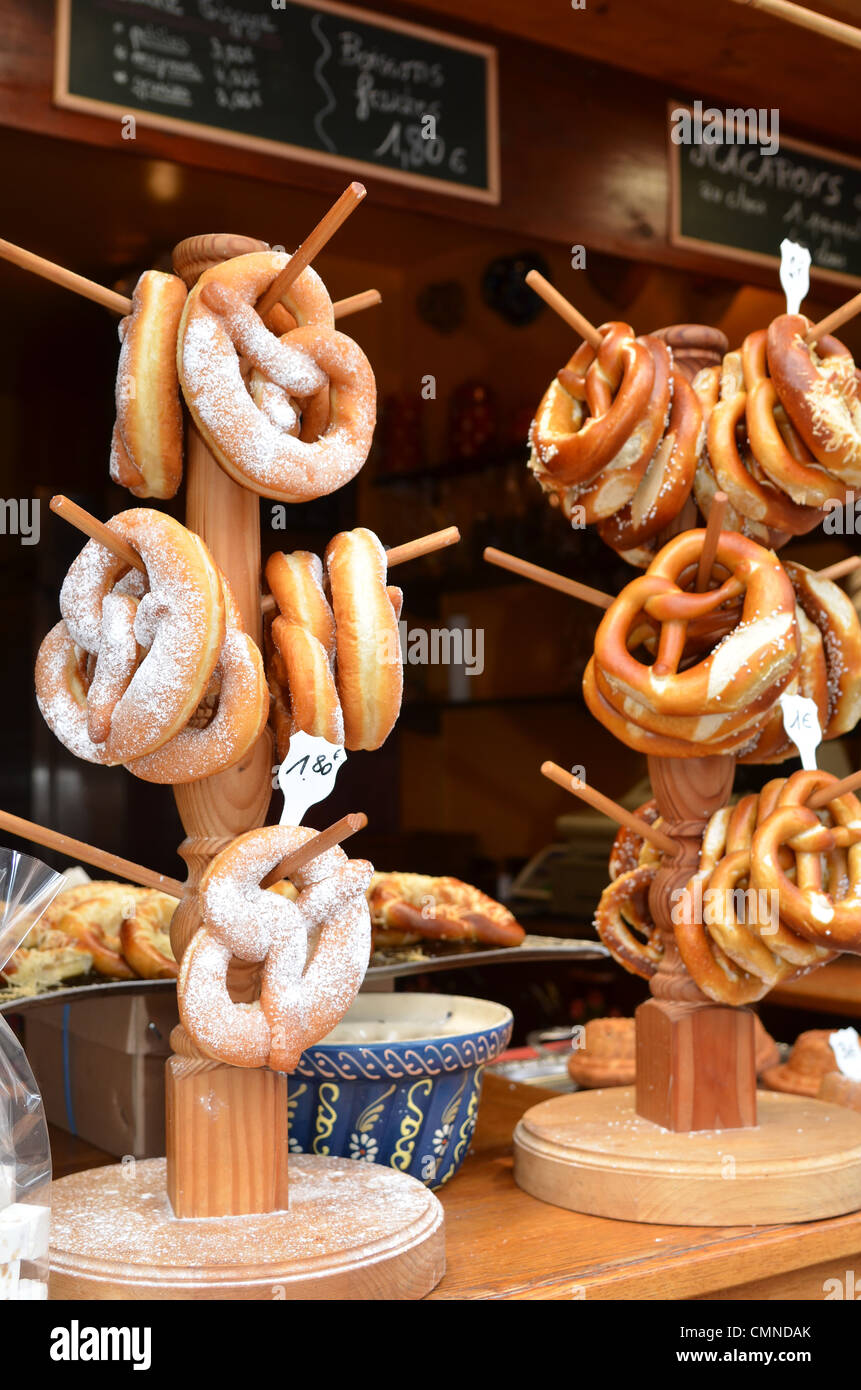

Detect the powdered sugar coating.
xmin=179 ymin=826 xmax=373 ymax=1072
xmin=56 ymin=509 xmax=225 ymax=761
xmin=177 ymin=253 xmax=375 ymax=502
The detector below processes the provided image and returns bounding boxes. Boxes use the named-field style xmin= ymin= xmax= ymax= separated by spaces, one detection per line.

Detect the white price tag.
xmin=277 ymin=731 xmax=346 ymax=826
xmin=778 ymin=693 xmax=821 ymax=770
xmin=829 ymin=1028 xmax=861 ymax=1082
xmin=779 ymin=238 xmax=811 ymax=315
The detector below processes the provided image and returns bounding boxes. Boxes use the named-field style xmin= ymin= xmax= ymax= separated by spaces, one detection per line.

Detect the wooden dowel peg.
xmin=483 ymin=547 xmax=613 ymax=609
xmin=729 ymin=0 xmax=861 ymax=51
xmin=524 ymin=270 xmax=603 ymax=350
xmin=50 ymin=496 xmax=145 ymax=572
xmin=385 ymin=525 xmax=461 ymax=568
xmin=696 ymin=492 xmax=728 ymax=592
xmin=817 ymin=554 xmax=861 ymax=583
xmin=333 ymin=288 xmax=381 ymax=320
xmin=806 ymin=290 xmax=861 ymax=344
xmin=256 ymin=183 xmax=367 ymax=319
xmin=0 ymin=808 xmax=184 ymax=898
xmin=261 ymin=813 xmax=368 ymax=888
xmin=809 ymin=770 xmax=861 ymax=810
xmin=540 ymin=762 xmax=678 ymax=855
xmin=0 ymin=237 xmax=132 ymax=315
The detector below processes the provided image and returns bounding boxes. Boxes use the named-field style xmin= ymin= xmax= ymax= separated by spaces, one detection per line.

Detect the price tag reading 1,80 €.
xmin=778 ymin=692 xmax=822 ymax=771
xmin=277 ymin=731 xmax=347 ymax=827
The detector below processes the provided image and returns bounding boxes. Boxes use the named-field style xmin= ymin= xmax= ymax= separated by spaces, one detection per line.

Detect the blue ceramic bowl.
xmin=287 ymin=994 xmax=513 ymax=1189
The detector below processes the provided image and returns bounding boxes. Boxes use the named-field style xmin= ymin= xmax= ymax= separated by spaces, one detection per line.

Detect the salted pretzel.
xmin=178 ymin=826 xmax=373 ymax=1071
xmin=751 ymin=770 xmax=861 ymax=952
xmin=597 ymin=364 xmax=701 ymax=555
xmin=325 ymin=528 xmax=403 ymax=750
xmin=767 ymin=315 xmax=861 ymax=486
xmin=125 ymin=579 xmax=268 ymax=784
xmin=707 ymin=351 xmax=824 ymax=537
xmin=784 ymin=561 xmax=861 ymax=740
xmin=737 ymin=604 xmax=829 ymax=764
xmin=119 ymin=890 xmax=178 ymax=979
xmin=607 ymin=800 xmax=660 ymax=879
xmin=178 ymin=252 xmax=376 ymax=502
xmin=367 ymin=872 xmax=525 ymax=948
xmin=36 ymin=509 xmax=225 ymax=765
xmin=594 ymin=864 xmax=662 ymax=979
xmin=585 ymin=529 xmax=798 ymax=755
xmin=742 ymin=329 xmax=847 ymax=510
xmin=110 ymin=269 xmax=187 ymax=500
xmin=529 ymin=322 xmax=656 ymax=495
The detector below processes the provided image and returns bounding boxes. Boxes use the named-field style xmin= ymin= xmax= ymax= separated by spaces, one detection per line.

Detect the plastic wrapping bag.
xmin=0 ymin=849 xmax=65 ymax=1300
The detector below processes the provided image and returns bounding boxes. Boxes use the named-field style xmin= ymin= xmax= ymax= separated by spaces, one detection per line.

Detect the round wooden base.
xmin=49 ymin=1156 xmax=445 ymax=1299
xmin=513 ymin=1086 xmax=861 ymax=1226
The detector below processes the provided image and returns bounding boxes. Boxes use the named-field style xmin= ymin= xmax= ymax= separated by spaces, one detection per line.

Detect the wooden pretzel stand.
xmin=515 ymin=743 xmax=861 ymax=1225
xmin=47 ymin=228 xmax=445 ymax=1299
xmin=509 ymin=303 xmax=861 ymax=1223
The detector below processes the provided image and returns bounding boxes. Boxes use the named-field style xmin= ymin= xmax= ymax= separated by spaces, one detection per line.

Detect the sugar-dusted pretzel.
xmin=751 ymin=770 xmax=861 ymax=952
xmin=529 ymin=322 xmax=656 ymax=494
xmin=110 ymin=269 xmax=187 ymax=500
xmin=767 ymin=315 xmax=861 ymax=486
xmin=36 ymin=509 xmax=225 ymax=765
xmin=585 ymin=529 xmax=798 ymax=755
xmin=178 ymin=252 xmax=376 ymax=502
xmin=125 ymin=578 xmax=268 ymax=784
xmin=178 ymin=826 xmax=373 ymax=1071
xmin=742 ymin=329 xmax=847 ymax=510
xmin=325 ymin=528 xmax=403 ymax=751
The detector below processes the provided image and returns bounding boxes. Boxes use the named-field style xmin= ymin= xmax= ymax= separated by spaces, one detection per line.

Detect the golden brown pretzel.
xmin=707 ymin=351 xmax=824 ymax=536
xmin=110 ymin=270 xmax=187 ymax=500
xmin=593 ymin=865 xmax=661 ymax=979
xmin=585 ymin=529 xmax=798 ymax=755
xmin=367 ymin=872 xmax=525 ymax=947
xmin=597 ymin=359 xmax=701 ymax=553
xmin=767 ymin=314 xmax=861 ymax=486
xmin=528 ymin=322 xmax=656 ymax=493
xmin=608 ymin=800 xmax=660 ymax=879
xmin=742 ymin=329 xmax=846 ymax=509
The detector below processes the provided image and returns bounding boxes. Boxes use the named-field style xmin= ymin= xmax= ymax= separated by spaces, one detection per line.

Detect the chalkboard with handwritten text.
xmin=55 ymin=0 xmax=499 ymax=202
xmin=669 ymin=106 xmax=861 ymax=286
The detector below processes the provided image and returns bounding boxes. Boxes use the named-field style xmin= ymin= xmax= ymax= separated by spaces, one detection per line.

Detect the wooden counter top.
xmin=50 ymin=1072 xmax=861 ymax=1301
xmin=430 ymin=1074 xmax=861 ymax=1300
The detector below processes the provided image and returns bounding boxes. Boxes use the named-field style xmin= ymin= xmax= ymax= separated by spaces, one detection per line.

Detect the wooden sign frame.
xmin=667 ymin=100 xmax=861 ymax=289
xmin=53 ymin=0 xmax=500 ymax=204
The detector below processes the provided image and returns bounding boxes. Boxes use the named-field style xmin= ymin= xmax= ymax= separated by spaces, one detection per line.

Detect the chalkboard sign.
xmin=669 ymin=103 xmax=861 ymax=287
xmin=54 ymin=0 xmax=499 ymax=203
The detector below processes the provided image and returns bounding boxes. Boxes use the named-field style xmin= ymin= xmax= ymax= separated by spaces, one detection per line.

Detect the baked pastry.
xmin=177 ymin=252 xmax=376 ymax=501
xmin=0 ymin=925 xmax=92 ymax=991
xmin=325 ymin=528 xmax=403 ymax=751
xmin=178 ymin=826 xmax=373 ymax=1071
xmin=119 ymin=890 xmax=178 ymax=979
xmin=368 ymin=873 xmax=525 ymax=948
xmin=761 ymin=1029 xmax=842 ymax=1097
xmin=584 ymin=529 xmax=798 ymax=758
xmin=567 ymin=1017 xmax=635 ymax=1088
xmin=110 ymin=269 xmax=187 ymax=500
xmin=35 ymin=512 xmax=268 ymax=783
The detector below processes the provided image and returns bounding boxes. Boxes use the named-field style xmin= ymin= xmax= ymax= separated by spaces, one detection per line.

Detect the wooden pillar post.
xmin=635 ymin=753 xmax=757 ymax=1132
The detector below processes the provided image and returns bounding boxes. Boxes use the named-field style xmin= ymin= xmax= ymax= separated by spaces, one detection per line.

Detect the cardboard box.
xmin=25 ymin=994 xmax=178 ymax=1160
